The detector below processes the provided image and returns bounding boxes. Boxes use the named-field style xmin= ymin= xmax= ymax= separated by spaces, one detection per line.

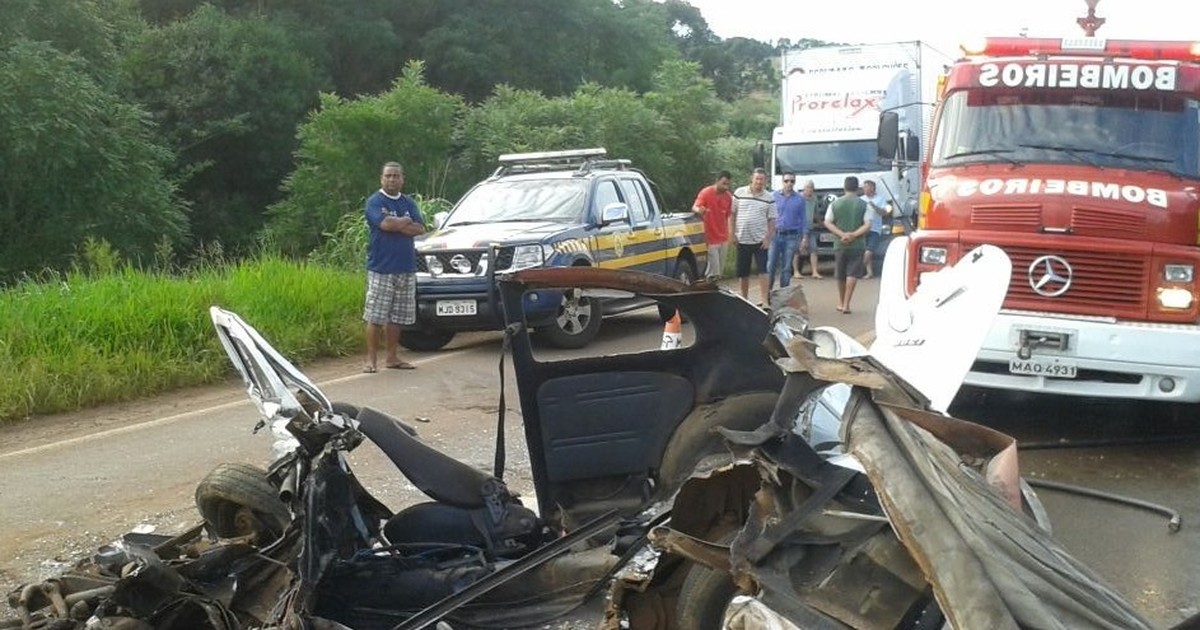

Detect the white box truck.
xmin=765 ymin=41 xmax=953 ymax=262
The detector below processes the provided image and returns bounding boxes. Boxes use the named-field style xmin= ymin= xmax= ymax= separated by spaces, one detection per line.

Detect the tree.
xmin=135 ymin=0 xmax=410 ymax=98
xmin=644 ymin=60 xmax=729 ymax=209
xmin=121 ymin=5 xmax=327 ymax=252
xmin=458 ymin=83 xmax=670 ymax=182
xmin=265 ymin=61 xmax=463 ymax=256
xmin=0 ymin=0 xmax=142 ymax=81
xmin=0 ymin=41 xmax=187 ymax=281
xmin=402 ymin=0 xmax=679 ymax=102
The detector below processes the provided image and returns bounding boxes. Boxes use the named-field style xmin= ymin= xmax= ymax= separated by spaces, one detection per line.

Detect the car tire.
xmin=400 ymin=329 xmax=456 ymax=352
xmin=194 ymin=463 xmax=290 ymax=542
xmin=674 ymin=531 xmax=743 ymax=630
xmin=659 ymin=256 xmax=698 ymax=322
xmin=537 ymin=288 xmax=602 ymax=349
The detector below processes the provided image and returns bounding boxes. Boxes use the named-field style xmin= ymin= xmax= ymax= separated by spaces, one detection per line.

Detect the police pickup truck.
xmin=402 ymin=148 xmax=707 ymax=351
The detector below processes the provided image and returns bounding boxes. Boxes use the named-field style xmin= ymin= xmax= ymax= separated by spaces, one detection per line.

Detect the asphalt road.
xmin=2 ymin=273 xmax=1198 ymax=627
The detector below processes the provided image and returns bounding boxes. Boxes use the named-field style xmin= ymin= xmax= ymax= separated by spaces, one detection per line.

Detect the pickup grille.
xmin=415 ymin=250 xmax=486 ymax=275
xmin=961 ymin=240 xmax=1147 ymax=315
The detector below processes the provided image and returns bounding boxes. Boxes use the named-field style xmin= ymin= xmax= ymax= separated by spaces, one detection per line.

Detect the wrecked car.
xmin=2 ymin=248 xmax=1155 ymax=629
xmin=1 ymin=267 xmax=786 ymax=630
xmin=496 ymin=250 xmax=1152 ymax=630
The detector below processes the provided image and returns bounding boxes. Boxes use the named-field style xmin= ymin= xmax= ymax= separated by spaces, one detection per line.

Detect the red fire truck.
xmin=878 ymin=37 xmax=1200 ymax=401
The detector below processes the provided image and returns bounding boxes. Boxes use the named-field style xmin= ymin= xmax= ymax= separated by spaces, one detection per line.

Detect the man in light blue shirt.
xmin=861 ymin=179 xmax=889 ymax=280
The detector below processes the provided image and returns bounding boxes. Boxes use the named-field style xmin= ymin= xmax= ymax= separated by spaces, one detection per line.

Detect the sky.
xmin=680 ymin=0 xmax=1200 ymax=59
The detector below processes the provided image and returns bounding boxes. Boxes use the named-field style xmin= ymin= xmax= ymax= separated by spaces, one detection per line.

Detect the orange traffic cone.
xmin=661 ymin=310 xmax=682 ymax=350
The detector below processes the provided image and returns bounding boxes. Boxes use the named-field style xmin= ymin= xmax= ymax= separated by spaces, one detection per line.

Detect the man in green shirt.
xmin=822 ymin=176 xmax=872 ymax=314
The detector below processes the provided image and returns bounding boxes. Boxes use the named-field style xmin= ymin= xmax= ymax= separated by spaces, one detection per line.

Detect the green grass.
xmin=0 ymin=256 xmax=364 ymax=423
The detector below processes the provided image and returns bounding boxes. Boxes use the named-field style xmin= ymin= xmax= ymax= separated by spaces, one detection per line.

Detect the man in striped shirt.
xmin=731 ymin=168 xmax=777 ymax=304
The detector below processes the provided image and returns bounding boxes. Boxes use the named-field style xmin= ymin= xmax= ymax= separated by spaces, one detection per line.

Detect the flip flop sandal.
xmin=386 ymin=361 xmax=416 ymax=370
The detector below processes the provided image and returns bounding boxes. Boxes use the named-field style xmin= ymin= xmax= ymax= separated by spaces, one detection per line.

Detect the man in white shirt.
xmin=730 ymin=168 xmax=777 ymax=304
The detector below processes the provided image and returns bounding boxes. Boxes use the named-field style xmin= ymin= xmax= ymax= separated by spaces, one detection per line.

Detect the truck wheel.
xmin=400 ymin=329 xmax=455 ymax=352
xmin=538 ymin=288 xmax=602 ymax=349
xmin=659 ymin=256 xmax=698 ymax=321
xmin=195 ymin=463 xmax=290 ymax=542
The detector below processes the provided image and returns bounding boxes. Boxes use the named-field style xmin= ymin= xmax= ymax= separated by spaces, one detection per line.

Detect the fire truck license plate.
xmin=436 ymin=300 xmax=477 ymax=316
xmin=1008 ymin=357 xmax=1077 ymax=378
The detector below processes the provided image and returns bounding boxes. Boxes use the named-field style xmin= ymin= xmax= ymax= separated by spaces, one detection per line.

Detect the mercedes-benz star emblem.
xmin=1027 ymin=255 xmax=1073 ymax=297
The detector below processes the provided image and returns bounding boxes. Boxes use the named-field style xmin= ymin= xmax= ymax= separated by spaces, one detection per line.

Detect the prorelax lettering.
xmin=955 ymin=178 xmax=1168 ymax=208
xmin=791 ymin=94 xmax=879 ymax=116
xmin=978 ymin=63 xmax=1177 ymax=91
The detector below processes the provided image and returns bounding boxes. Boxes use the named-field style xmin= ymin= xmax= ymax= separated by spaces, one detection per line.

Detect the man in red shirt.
xmin=692 ymin=170 xmax=733 ymax=279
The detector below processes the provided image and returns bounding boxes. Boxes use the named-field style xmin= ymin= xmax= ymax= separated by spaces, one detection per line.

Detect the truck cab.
xmin=889 ymin=37 xmax=1200 ymax=401
xmin=403 ymin=148 xmax=706 ymax=351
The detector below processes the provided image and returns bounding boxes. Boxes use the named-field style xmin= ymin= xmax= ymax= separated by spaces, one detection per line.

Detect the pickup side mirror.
xmin=600 ymin=202 xmax=630 ymax=226
xmin=877 ymin=111 xmax=900 ymax=160
xmin=433 ymin=211 xmax=450 ymax=230
xmin=752 ymin=141 xmax=766 ymax=170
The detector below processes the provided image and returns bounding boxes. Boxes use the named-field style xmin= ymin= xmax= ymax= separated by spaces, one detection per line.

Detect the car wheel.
xmin=659 ymin=256 xmax=698 ymax=322
xmin=674 ymin=531 xmax=744 ymax=630
xmin=537 ymin=288 xmax=602 ymax=349
xmin=195 ymin=463 xmax=290 ymax=542
xmin=400 ymin=329 xmax=455 ymax=352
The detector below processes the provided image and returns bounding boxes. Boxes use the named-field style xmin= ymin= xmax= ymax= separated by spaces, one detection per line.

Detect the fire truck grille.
xmin=962 ymin=241 xmax=1146 ymax=312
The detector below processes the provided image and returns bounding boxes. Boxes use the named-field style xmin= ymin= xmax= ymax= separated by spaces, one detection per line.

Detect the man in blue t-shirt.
xmin=362 ymin=161 xmax=425 ymax=373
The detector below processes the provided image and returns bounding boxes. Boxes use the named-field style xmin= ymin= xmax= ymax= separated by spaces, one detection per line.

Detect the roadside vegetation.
xmin=0 ymin=0 xmax=832 ymax=423
xmin=0 ymin=244 xmax=362 ymax=422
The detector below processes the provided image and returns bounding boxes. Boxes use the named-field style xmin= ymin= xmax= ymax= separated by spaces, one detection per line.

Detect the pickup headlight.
xmin=1164 ymin=264 xmax=1194 ymax=283
xmin=919 ymin=245 xmax=948 ymax=266
xmin=510 ymin=244 xmax=545 ymax=271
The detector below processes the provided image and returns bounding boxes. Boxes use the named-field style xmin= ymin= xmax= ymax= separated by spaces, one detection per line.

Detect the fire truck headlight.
xmin=1157 ymin=287 xmax=1194 ymax=310
xmin=1163 ymin=264 xmax=1194 ymax=283
xmin=919 ymin=246 xmax=948 ymax=266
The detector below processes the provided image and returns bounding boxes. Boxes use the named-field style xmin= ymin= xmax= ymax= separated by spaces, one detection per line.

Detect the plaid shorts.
xmin=363 ymin=271 xmax=416 ymax=325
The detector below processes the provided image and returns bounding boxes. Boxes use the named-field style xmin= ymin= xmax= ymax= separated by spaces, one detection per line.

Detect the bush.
xmin=0 ymin=257 xmax=361 ymax=422
xmin=265 ymin=60 xmax=464 ymax=256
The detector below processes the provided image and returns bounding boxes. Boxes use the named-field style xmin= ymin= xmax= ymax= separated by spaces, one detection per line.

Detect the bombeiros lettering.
xmin=978 ymin=62 xmax=1177 ymax=91
xmin=954 ymin=178 xmax=1169 ymax=208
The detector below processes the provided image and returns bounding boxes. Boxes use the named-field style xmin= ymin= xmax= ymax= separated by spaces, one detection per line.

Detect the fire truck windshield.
xmin=932 ymin=89 xmax=1200 ymax=178
xmin=774 ymin=140 xmax=880 ymax=175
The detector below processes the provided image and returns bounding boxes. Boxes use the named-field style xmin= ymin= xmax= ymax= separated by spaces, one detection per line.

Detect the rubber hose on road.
xmin=1019 ymin=433 xmax=1200 ymax=451
xmin=1026 ymin=478 xmax=1181 ymax=533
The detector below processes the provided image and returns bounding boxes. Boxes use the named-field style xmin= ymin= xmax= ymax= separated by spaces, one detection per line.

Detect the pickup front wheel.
xmin=538 ymin=288 xmax=602 ymax=349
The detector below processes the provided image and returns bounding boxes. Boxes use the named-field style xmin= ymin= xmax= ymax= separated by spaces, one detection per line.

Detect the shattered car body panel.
xmin=494 ymin=265 xmax=1149 ymax=629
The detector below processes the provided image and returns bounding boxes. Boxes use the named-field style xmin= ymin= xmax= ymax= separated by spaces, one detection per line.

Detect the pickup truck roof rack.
xmin=491 ymin=148 xmax=632 ymax=178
